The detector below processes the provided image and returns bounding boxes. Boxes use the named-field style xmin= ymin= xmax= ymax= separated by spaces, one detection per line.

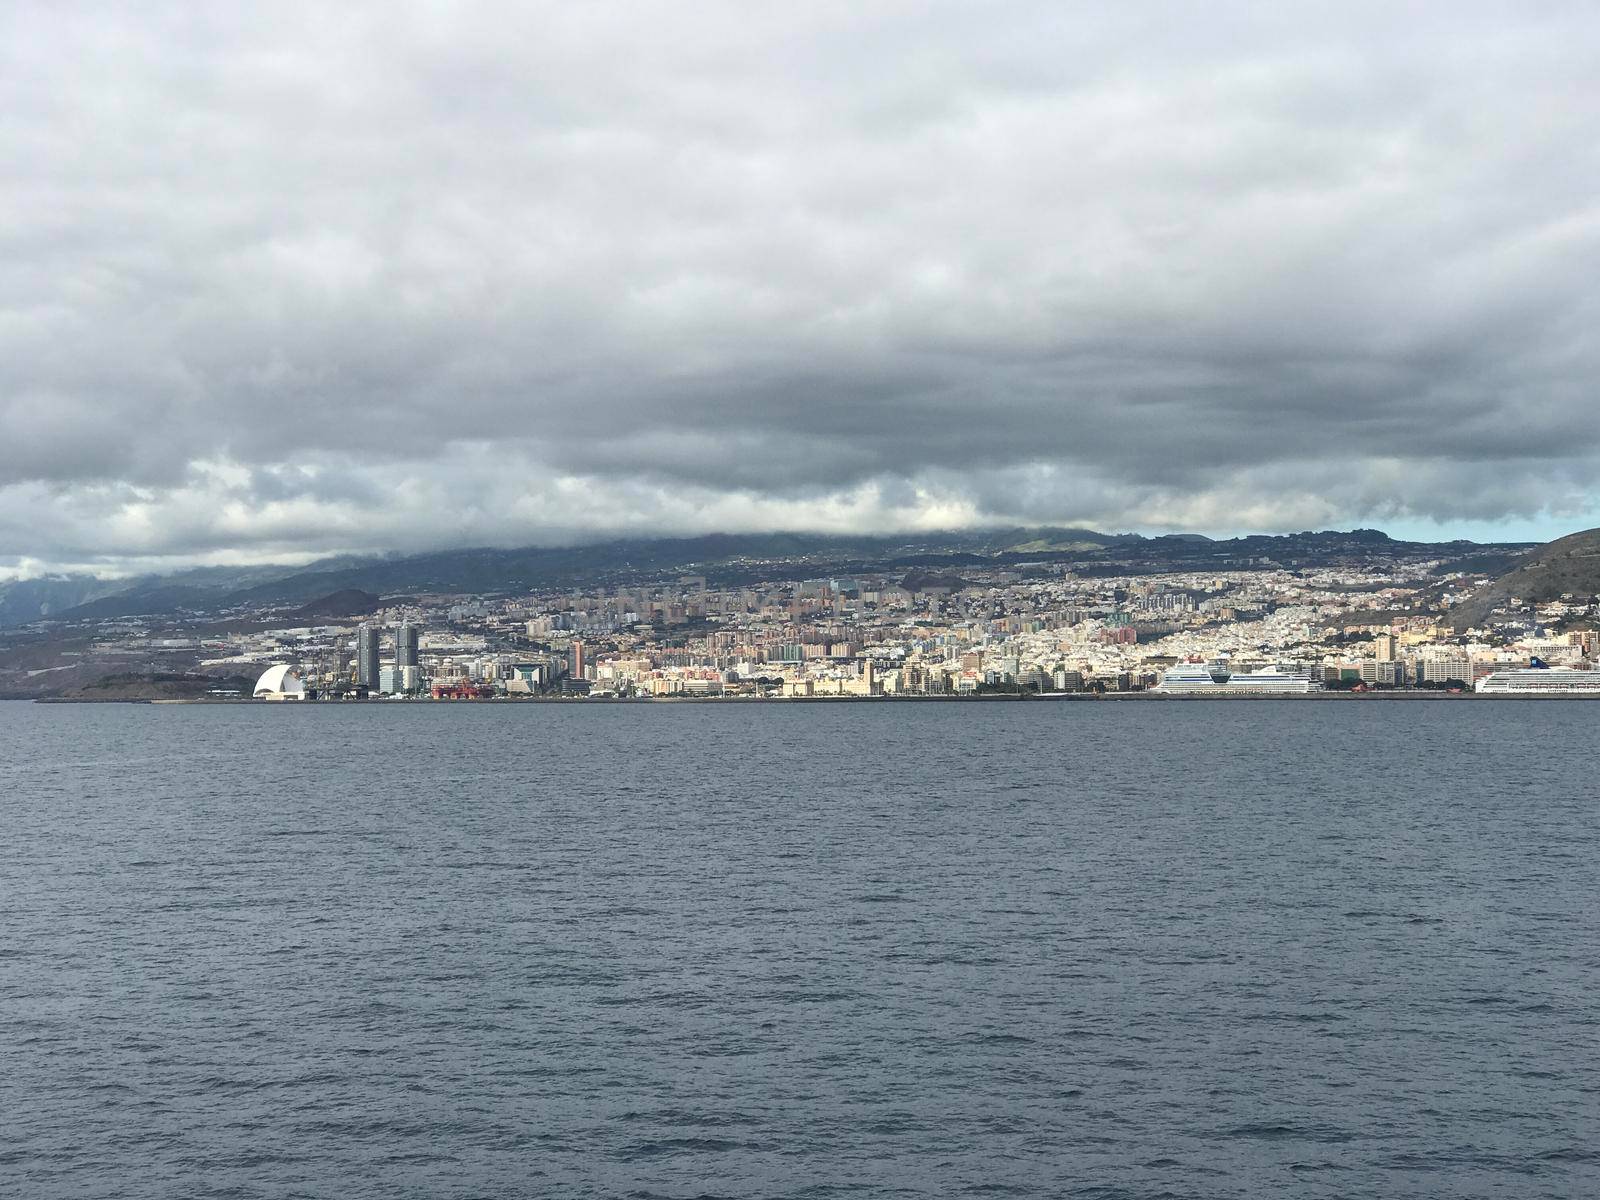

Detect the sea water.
xmin=3 ymin=699 xmax=1597 ymax=1198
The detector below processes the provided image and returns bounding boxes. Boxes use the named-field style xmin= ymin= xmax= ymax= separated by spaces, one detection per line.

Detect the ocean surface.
xmin=3 ymin=698 xmax=1598 ymax=1199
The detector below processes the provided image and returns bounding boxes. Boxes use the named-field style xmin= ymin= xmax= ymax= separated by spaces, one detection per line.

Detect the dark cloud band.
xmin=2 ymin=2 xmax=1598 ymax=572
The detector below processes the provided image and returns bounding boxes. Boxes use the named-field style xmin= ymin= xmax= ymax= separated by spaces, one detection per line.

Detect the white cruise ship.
xmin=1153 ymin=661 xmax=1314 ymax=694
xmin=1474 ymin=664 xmax=1600 ymax=695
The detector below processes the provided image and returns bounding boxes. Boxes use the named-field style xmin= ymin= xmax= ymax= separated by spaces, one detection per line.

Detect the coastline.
xmin=30 ymin=690 xmax=1592 ymax=704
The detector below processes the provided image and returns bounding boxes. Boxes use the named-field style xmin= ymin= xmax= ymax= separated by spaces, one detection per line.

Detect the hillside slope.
xmin=1450 ymin=528 xmax=1600 ymax=627
xmin=11 ymin=525 xmax=1536 ymax=627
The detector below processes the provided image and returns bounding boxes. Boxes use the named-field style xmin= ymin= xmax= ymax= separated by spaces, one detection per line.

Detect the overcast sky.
xmin=4 ymin=2 xmax=1599 ymax=577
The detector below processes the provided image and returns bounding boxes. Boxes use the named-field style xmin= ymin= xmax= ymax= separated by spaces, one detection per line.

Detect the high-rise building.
xmin=356 ymin=624 xmax=381 ymax=689
xmin=396 ymin=623 xmax=419 ymax=669
xmin=1373 ymin=633 xmax=1396 ymax=662
xmin=570 ymin=639 xmax=586 ymax=680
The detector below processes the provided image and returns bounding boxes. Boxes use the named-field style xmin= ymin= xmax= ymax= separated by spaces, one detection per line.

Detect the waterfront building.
xmin=1360 ymin=659 xmax=1402 ymax=686
xmin=1053 ymin=667 xmax=1084 ymax=692
xmin=1416 ymin=654 xmax=1473 ymax=685
xmin=396 ymin=623 xmax=419 ymax=669
xmin=253 ymin=664 xmax=305 ymax=700
xmin=505 ymin=662 xmax=549 ymax=693
xmin=356 ymin=624 xmax=381 ymax=689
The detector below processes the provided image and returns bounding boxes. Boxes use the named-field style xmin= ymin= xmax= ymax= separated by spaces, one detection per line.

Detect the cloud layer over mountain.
xmin=4 ymin=2 xmax=1599 ymax=575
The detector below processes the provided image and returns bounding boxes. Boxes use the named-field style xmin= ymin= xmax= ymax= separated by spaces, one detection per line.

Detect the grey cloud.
xmin=3 ymin=1 xmax=1600 ymax=572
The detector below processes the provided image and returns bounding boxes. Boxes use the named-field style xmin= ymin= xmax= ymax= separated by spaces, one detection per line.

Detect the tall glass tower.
xmin=356 ymin=624 xmax=381 ymax=689
xmin=395 ymin=623 xmax=419 ymax=669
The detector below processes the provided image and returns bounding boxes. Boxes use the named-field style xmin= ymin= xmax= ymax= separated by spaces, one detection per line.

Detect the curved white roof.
xmin=253 ymin=664 xmax=305 ymax=697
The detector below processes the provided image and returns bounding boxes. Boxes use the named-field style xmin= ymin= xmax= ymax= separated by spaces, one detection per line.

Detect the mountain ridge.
xmin=0 ymin=525 xmax=1542 ymax=627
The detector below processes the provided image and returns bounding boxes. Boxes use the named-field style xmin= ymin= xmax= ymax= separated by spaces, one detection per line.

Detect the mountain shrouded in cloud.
xmin=4 ymin=2 xmax=1600 ymax=577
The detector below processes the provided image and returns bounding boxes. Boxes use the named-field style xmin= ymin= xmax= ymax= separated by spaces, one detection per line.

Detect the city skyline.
xmin=12 ymin=521 xmax=1600 ymax=702
xmin=64 ymin=540 xmax=1600 ymax=703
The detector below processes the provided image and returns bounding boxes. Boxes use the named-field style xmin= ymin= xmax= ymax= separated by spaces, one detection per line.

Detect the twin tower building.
xmin=356 ymin=622 xmax=420 ymax=693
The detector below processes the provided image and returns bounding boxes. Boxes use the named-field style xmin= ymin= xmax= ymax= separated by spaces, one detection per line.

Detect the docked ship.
xmin=1474 ymin=660 xmax=1600 ymax=695
xmin=1152 ymin=660 xmax=1314 ymax=694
